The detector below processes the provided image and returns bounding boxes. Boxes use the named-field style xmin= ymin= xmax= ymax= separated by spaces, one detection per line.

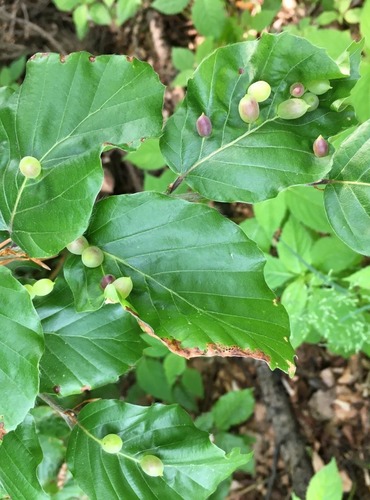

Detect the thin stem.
xmin=276 ymin=237 xmax=349 ymax=294
xmin=37 ymin=393 xmax=76 ymax=429
xmin=9 ymin=177 xmax=27 ymax=230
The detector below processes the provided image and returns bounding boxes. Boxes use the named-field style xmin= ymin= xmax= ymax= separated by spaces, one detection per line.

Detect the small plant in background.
xmin=0 ymin=55 xmax=26 ymax=89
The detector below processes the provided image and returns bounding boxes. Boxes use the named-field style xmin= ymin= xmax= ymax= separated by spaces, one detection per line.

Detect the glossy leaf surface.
xmin=65 ymin=192 xmax=294 ymax=374
xmin=0 ymin=52 xmax=164 ymax=257
xmin=161 ymin=32 xmax=360 ymax=203
xmin=67 ymin=400 xmax=249 ymax=499
xmin=0 ymin=267 xmax=44 ymax=431
xmin=37 ymin=280 xmax=144 ymax=396
xmin=0 ymin=415 xmax=48 ymax=499
xmin=324 ymin=119 xmax=370 ymax=255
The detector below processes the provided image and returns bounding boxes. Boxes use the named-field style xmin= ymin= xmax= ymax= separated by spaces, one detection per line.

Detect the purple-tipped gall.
xmin=196 ymin=113 xmax=212 ymax=137
xmin=289 ymin=82 xmax=305 ymax=98
xmin=313 ymin=135 xmax=329 ymax=158
xmin=238 ymin=95 xmax=259 ymax=124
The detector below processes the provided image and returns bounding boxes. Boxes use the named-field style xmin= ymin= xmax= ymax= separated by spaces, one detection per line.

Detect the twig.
xmin=256 ymin=363 xmax=314 ymax=498
xmin=0 ymin=7 xmax=65 ymax=53
xmin=265 ymin=440 xmax=281 ymax=500
xmin=37 ymin=393 xmax=76 ymax=429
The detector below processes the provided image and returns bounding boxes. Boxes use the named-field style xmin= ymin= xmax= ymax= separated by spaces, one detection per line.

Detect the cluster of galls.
xmin=66 ymin=237 xmax=133 ymax=303
xmin=194 ymin=77 xmax=330 ymax=158
xmin=238 ymin=79 xmax=330 ymax=158
xmin=100 ymin=434 xmax=164 ymax=477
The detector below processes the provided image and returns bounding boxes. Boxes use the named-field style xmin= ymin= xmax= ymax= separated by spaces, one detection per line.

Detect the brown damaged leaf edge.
xmin=125 ymin=306 xmax=271 ymax=363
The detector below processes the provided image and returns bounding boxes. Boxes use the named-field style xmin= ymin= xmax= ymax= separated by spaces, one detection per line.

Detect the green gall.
xmin=238 ymin=95 xmax=259 ymax=124
xmin=277 ymin=98 xmax=310 ymax=120
xmin=81 ymin=246 xmax=104 ymax=268
xmin=139 ymin=455 xmax=164 ymax=477
xmin=24 ymin=284 xmax=35 ymax=299
xmin=196 ymin=113 xmax=212 ymax=137
xmin=104 ymin=283 xmax=120 ymax=304
xmin=113 ymin=277 xmax=133 ymax=300
xmin=306 ymin=79 xmax=331 ymax=95
xmin=32 ymin=279 xmax=54 ymax=297
xmin=19 ymin=156 xmax=42 ymax=179
xmin=302 ymin=92 xmax=319 ymax=112
xmin=289 ymin=82 xmax=305 ymax=98
xmin=101 ymin=434 xmax=123 ymax=454
xmin=247 ymin=80 xmax=271 ymax=102
xmin=66 ymin=236 xmax=89 ymax=255
xmin=313 ymin=135 xmax=329 ymax=158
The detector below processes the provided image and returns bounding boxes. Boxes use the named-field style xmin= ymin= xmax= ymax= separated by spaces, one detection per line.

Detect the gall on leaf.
xmin=238 ymin=95 xmax=259 ymax=123
xmin=247 ymin=80 xmax=271 ymax=102
xmin=313 ymin=135 xmax=329 ymax=157
xmin=81 ymin=246 xmax=104 ymax=268
xmin=139 ymin=455 xmax=164 ymax=477
xmin=196 ymin=113 xmax=212 ymax=137
xmin=19 ymin=156 xmax=42 ymax=179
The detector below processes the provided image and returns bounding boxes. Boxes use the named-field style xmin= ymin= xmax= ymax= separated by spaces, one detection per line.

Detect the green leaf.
xmin=66 ymin=192 xmax=295 ymax=374
xmin=192 ymin=0 xmax=226 ymax=39
xmin=277 ymin=216 xmax=315 ymax=275
xmin=285 ymin=186 xmax=332 ymax=233
xmin=211 ymin=389 xmax=255 ymax=431
xmin=254 ymin=191 xmax=287 ymax=241
xmin=151 ymin=0 xmax=190 ymax=15
xmin=310 ymin=235 xmax=361 ymax=274
xmin=172 ymin=48 xmax=195 ymax=72
xmin=126 ymin=138 xmax=166 ymax=170
xmin=315 ymin=11 xmax=338 ymax=25
xmin=67 ymin=399 xmax=249 ymax=498
xmin=0 ymin=415 xmax=48 ymax=499
xmin=247 ymin=0 xmax=280 ymax=32
xmin=0 ymin=267 xmax=44 ymax=431
xmin=214 ymin=432 xmax=254 ymax=474
xmin=263 ymin=255 xmax=295 ymax=290
xmin=163 ymin=353 xmax=186 ymax=386
xmin=136 ymin=357 xmax=173 ymax=401
xmin=181 ymin=367 xmax=204 ymax=398
xmin=195 ymin=38 xmax=216 ymax=65
xmin=350 ymin=61 xmax=370 ymax=123
xmin=344 ymin=266 xmax=370 ymax=290
xmin=37 ymin=280 xmax=144 ymax=396
xmin=360 ymin=0 xmax=370 ymax=50
xmin=73 ymin=4 xmax=89 ymax=39
xmin=344 ymin=7 xmax=362 ymax=24
xmin=306 ymin=458 xmax=343 ymax=500
xmin=281 ymin=278 xmax=310 ymax=348
xmin=172 ymin=69 xmax=194 ymax=87
xmin=53 ymin=0 xmax=81 ymax=11
xmin=0 ymin=52 xmax=164 ymax=257
xmin=324 ymin=119 xmax=370 ymax=256
xmin=239 ymin=218 xmax=271 ymax=252
xmin=116 ymin=0 xmax=142 ymax=25
xmin=308 ymin=287 xmax=368 ymax=356
xmin=161 ymin=33 xmax=359 ymax=204
xmin=284 ymin=24 xmax=353 ymax=61
xmin=89 ymin=3 xmax=112 ymax=25
xmin=194 ymin=411 xmax=214 ymax=432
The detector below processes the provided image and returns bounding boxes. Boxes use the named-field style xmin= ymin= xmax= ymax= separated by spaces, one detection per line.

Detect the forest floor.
xmin=0 ymin=1 xmax=369 ymax=498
